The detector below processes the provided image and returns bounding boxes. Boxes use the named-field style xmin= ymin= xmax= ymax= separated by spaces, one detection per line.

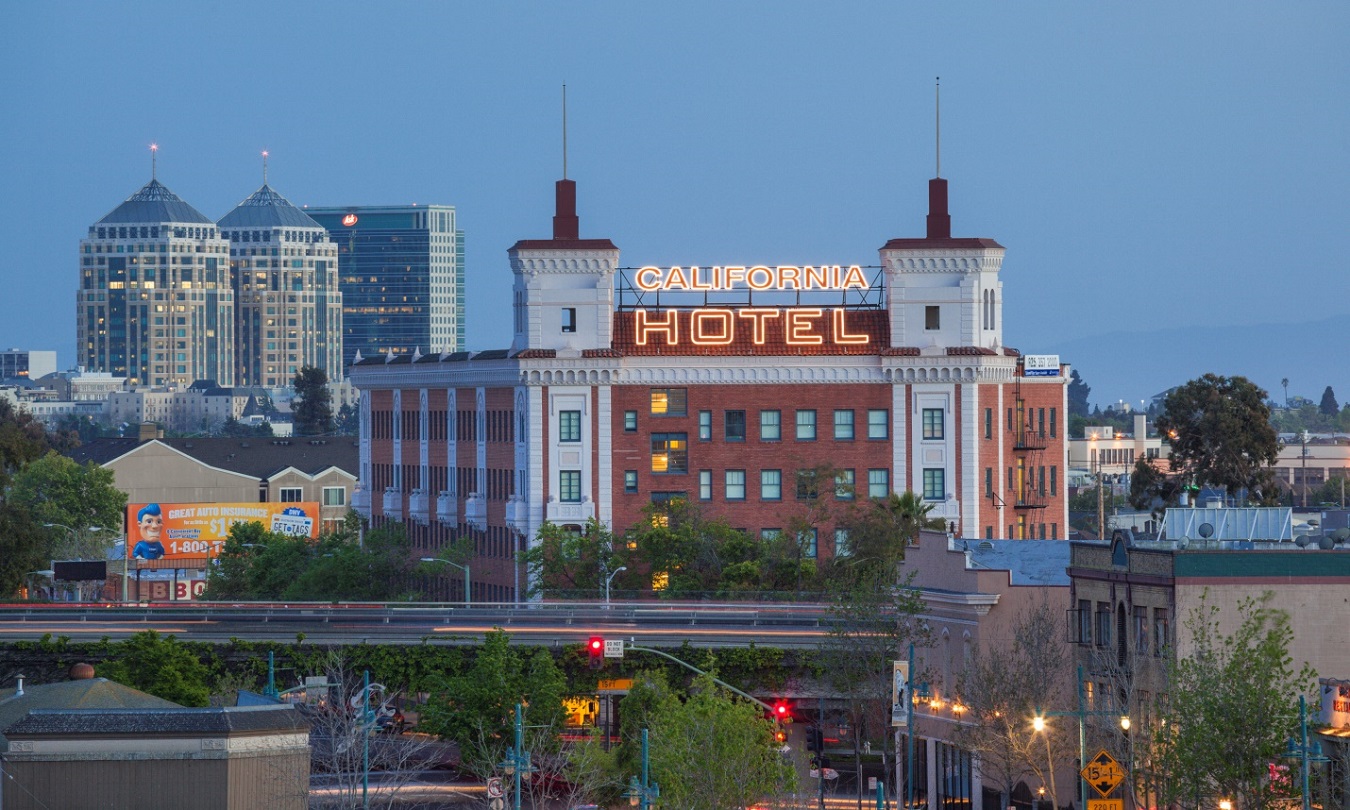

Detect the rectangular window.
xmin=279 ymin=487 xmax=303 ymax=503
xmin=561 ymin=307 xmax=577 ymax=333
xmin=760 ymin=409 xmax=781 ymax=441
xmin=834 ymin=529 xmax=851 ymax=557
xmin=833 ymin=410 xmax=855 ymax=440
xmin=922 ymin=408 xmax=945 ymax=440
xmin=795 ymin=470 xmax=819 ymax=501
xmin=1077 ymin=600 xmax=1093 ymax=645
xmin=725 ymin=410 xmax=746 ymax=442
xmin=698 ymin=410 xmax=712 ymax=441
xmin=867 ymin=409 xmax=889 ymax=439
xmin=559 ymin=410 xmax=581 ymax=442
xmin=322 ymin=486 xmax=346 ymax=507
xmin=650 ymin=433 xmax=688 ymax=474
xmin=624 ymin=470 xmax=638 ymax=494
xmin=836 ymin=469 xmax=855 ymax=500
xmin=699 ymin=470 xmax=712 ymax=500
xmin=725 ymin=470 xmax=746 ymax=500
xmin=1050 ymin=467 xmax=1058 ymax=496
xmin=925 ymin=305 xmax=940 ymax=330
xmin=1050 ymin=407 xmax=1057 ymax=438
xmin=624 ymin=410 xmax=638 ymax=432
xmin=761 ymin=470 xmax=782 ymax=500
xmin=1153 ymin=609 xmax=1169 ymax=657
xmin=984 ymin=408 xmax=993 ymax=439
xmin=559 ymin=470 xmax=581 ymax=503
xmin=1134 ymin=605 xmax=1149 ymax=655
xmin=923 ymin=468 xmax=945 ymax=501
xmin=868 ymin=468 xmax=890 ymax=499
xmin=984 ymin=467 xmax=993 ymax=497
xmin=800 ymin=528 xmax=818 ymax=559
xmin=761 ymin=528 xmax=782 ymax=541
xmin=796 ymin=409 xmax=816 ymax=440
xmin=650 ymin=388 xmax=687 ymax=417
xmin=1096 ymin=603 xmax=1112 ymax=649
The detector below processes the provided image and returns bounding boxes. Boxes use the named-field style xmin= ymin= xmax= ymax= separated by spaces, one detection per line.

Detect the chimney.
xmin=552 ymin=179 xmax=579 ymax=240
xmin=15 ymin=674 xmax=23 ymax=696
xmin=926 ymin=178 xmax=951 ymax=240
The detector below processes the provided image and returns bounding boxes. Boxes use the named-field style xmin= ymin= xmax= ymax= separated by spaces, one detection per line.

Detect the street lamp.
xmin=421 ymin=557 xmax=470 ymax=607
xmin=605 ymin=565 xmax=627 ymax=609
xmin=623 ymin=727 xmax=660 ymax=809
xmin=1034 ymin=665 xmax=1133 ymax=810
xmin=1283 ymin=694 xmax=1329 ymax=810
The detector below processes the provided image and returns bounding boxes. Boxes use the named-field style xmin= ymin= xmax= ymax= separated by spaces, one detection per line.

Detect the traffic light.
xmin=806 ymin=725 xmax=824 ymax=753
xmin=587 ymin=636 xmax=604 ymax=670
xmin=774 ymin=727 xmax=788 ymax=744
xmin=771 ymin=700 xmax=791 ymax=722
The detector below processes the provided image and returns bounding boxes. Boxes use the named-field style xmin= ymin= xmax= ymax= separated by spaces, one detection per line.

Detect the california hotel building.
xmin=349 ymin=171 xmax=1070 ymax=602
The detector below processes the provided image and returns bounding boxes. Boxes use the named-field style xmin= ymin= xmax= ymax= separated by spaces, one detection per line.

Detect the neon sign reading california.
xmin=635 ymin=265 xmax=869 ymax=292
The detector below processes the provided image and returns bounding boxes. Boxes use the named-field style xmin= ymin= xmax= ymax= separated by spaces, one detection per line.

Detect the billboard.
xmin=126 ymin=502 xmax=320 ymax=561
xmin=1023 ymin=354 xmax=1062 ymax=377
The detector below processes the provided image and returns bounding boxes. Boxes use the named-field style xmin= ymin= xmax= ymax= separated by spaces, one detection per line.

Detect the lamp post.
xmin=605 ymin=565 xmax=627 ymax=609
xmin=498 ymin=703 xmax=536 ymax=810
xmin=1033 ymin=665 xmax=1132 ymax=810
xmin=623 ymin=727 xmax=659 ymax=809
xmin=1284 ymin=694 xmax=1329 ymax=810
xmin=420 ymin=557 xmax=470 ymax=606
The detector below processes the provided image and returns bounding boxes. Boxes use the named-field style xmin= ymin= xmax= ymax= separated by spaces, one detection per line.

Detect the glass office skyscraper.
xmin=305 ymin=205 xmax=464 ymax=364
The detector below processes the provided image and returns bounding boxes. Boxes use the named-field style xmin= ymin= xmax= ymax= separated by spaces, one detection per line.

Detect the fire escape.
xmin=1008 ymin=381 xmax=1048 ymax=539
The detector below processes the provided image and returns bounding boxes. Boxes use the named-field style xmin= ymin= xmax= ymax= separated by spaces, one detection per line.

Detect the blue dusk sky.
xmin=2 ymin=2 xmax=1346 ymax=410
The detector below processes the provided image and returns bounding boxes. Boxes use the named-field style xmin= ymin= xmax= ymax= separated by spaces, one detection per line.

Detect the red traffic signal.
xmin=587 ymin=636 xmax=604 ymax=669
xmin=772 ymin=700 xmax=791 ymax=720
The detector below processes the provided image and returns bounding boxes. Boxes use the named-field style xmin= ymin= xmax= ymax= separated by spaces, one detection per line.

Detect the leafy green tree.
xmin=334 ymin=402 xmax=359 ymax=435
xmin=1152 ymin=374 xmax=1281 ymax=504
xmin=524 ymin=518 xmax=624 ymax=599
xmin=0 ymin=399 xmax=59 ymax=596
xmin=1068 ymin=369 xmax=1092 ymax=417
xmin=9 ymin=452 xmax=126 ymax=560
xmin=291 ymin=365 xmax=334 ymax=436
xmin=1128 ymin=456 xmax=1187 ymax=517
xmin=417 ymin=630 xmax=567 ymax=776
xmin=1149 ymin=592 xmax=1315 ymax=810
xmin=1320 ymin=386 xmax=1339 ymax=417
xmin=98 ymin=630 xmax=212 ymax=707
xmin=217 ymin=416 xmax=273 ymax=437
xmin=648 ymin=673 xmax=793 ymax=810
xmin=833 ymin=490 xmax=946 ymax=577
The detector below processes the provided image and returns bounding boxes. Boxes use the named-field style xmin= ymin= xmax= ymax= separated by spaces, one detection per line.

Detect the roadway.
xmin=0 ymin=601 xmax=836 ymax=648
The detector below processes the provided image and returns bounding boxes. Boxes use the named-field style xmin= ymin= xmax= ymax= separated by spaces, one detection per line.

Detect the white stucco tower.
xmin=508 ymin=179 xmax=619 ymax=355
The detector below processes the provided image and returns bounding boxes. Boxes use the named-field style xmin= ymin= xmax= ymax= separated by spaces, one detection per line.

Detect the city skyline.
xmin=2 ymin=1 xmax=1346 ymax=406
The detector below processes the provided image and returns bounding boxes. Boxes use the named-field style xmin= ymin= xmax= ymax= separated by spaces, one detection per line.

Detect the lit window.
xmin=650 ymin=388 xmax=687 ymax=417
xmin=651 ymin=433 xmax=688 ymax=474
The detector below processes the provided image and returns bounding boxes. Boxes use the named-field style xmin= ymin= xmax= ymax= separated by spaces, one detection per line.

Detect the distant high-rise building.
xmin=219 ymin=184 xmax=343 ymax=386
xmin=0 ymin=349 xmax=57 ymax=381
xmin=306 ymin=205 xmax=464 ymax=363
xmin=79 ymin=178 xmax=234 ymax=387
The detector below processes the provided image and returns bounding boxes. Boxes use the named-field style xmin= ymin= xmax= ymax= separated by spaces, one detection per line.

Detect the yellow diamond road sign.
xmin=1080 ymin=750 xmax=1124 ymax=797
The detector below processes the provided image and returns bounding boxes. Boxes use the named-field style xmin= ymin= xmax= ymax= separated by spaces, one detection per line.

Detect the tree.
xmin=953 ymin=599 xmax=1077 ymax=810
xmin=1282 ymin=378 xmax=1290 ymax=408
xmin=647 ymin=673 xmax=794 ymax=810
xmin=334 ymin=402 xmax=359 ymax=435
xmin=9 ymin=451 xmax=126 ymax=560
xmin=524 ymin=518 xmax=624 ymax=599
xmin=0 ymin=399 xmax=59 ymax=596
xmin=1068 ymin=369 xmax=1092 ymax=417
xmin=1152 ymin=374 xmax=1281 ymax=504
xmin=1320 ymin=386 xmax=1339 ymax=417
xmin=1149 ymin=592 xmax=1315 ymax=810
xmin=98 ymin=630 xmax=212 ymax=707
xmin=292 ymin=365 xmax=334 ymax=436
xmin=1128 ymin=456 xmax=1187 ymax=517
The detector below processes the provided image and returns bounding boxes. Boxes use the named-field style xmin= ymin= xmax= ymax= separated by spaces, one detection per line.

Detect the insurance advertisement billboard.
xmin=126 ymin=502 xmax=320 ymax=561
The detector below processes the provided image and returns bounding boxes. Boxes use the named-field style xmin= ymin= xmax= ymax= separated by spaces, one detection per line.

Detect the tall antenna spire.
xmin=562 ymin=83 xmax=568 ymax=180
xmin=935 ymin=77 xmax=941 ymax=178
xmin=150 ymin=142 xmax=158 ymax=180
xmin=262 ymin=150 xmax=269 ymax=185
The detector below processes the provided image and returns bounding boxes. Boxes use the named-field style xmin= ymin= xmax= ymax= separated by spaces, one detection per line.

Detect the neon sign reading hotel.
xmin=625 ymin=265 xmax=880 ymax=349
xmin=634 ymin=264 xmax=870 ymax=292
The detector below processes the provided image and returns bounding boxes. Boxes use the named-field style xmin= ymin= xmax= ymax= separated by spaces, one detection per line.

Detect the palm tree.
xmin=1281 ymin=377 xmax=1290 ymax=408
